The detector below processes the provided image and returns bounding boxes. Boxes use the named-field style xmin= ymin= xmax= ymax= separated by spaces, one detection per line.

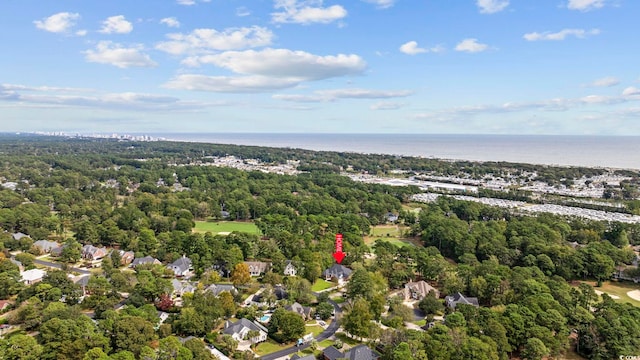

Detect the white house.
xmin=20 ymin=269 xmax=46 ymax=285
xmin=284 ymin=260 xmax=298 ymax=276
xmin=222 ymin=318 xmax=268 ymax=344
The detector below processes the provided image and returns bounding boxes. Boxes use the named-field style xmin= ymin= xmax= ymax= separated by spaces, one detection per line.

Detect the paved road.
xmin=259 ymin=296 xmax=342 ymax=360
xmin=33 ymin=258 xmax=91 ymax=275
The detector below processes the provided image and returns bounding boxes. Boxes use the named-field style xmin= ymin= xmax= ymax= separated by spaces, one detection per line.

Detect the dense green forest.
xmin=1 ymin=135 xmax=639 ymax=360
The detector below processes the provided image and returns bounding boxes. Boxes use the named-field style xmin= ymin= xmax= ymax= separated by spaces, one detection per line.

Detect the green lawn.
xmin=311 ymin=279 xmax=335 ymax=292
xmin=370 ymin=225 xmax=407 ymax=237
xmin=371 ymin=238 xmax=415 ymax=248
xmin=193 ymin=220 xmax=261 ymax=235
xmin=413 ymin=319 xmax=427 ymax=326
xmin=318 ymin=339 xmax=334 ymax=348
xmin=305 ymin=325 xmax=325 ymax=337
xmin=334 ymin=332 xmax=361 ymax=346
xmin=578 ymin=280 xmax=640 ymax=307
xmin=254 ymin=340 xmax=291 ymax=356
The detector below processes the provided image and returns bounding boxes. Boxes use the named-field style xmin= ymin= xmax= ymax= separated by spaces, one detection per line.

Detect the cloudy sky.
xmin=1 ymin=0 xmax=639 ymax=135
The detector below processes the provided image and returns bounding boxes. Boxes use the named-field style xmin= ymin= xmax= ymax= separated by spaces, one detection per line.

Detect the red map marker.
xmin=333 ymin=233 xmax=345 ymax=264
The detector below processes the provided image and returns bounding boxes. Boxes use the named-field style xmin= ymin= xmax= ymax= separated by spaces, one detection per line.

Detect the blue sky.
xmin=1 ymin=0 xmax=639 ymax=135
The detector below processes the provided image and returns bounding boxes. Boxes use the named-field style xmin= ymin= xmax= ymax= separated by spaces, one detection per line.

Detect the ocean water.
xmin=151 ymin=133 xmax=640 ymax=170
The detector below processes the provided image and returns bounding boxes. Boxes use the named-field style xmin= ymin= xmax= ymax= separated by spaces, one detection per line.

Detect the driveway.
xmin=33 ymin=258 xmax=91 ymax=275
xmin=259 ymin=295 xmax=342 ymax=360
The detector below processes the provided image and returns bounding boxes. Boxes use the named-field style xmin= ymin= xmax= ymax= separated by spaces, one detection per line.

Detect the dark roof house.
xmin=205 ymin=284 xmax=238 ymax=297
xmin=167 ymin=255 xmax=193 ymax=277
xmin=323 ymin=264 xmax=353 ymax=282
xmin=444 ymin=292 xmax=479 ymax=309
xmin=403 ymin=280 xmax=439 ymax=300
xmin=323 ymin=344 xmax=380 ymax=360
xmin=33 ymin=240 xmax=61 ymax=254
xmin=285 ymin=302 xmax=313 ymax=320
xmin=131 ymin=255 xmax=161 ymax=267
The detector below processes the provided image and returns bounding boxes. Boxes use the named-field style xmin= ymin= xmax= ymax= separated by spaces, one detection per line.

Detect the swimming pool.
xmin=259 ymin=314 xmax=271 ymax=322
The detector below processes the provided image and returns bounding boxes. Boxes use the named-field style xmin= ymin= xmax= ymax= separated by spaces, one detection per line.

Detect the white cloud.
xmin=156 ymin=26 xmax=274 ymax=55
xmin=0 ymin=83 xmax=221 ymax=111
xmin=164 ymin=74 xmax=300 ymax=93
xmin=160 ymin=17 xmax=180 ymax=28
xmin=567 ymin=0 xmax=607 ymax=11
xmin=524 ymin=28 xmax=600 ymax=41
xmin=273 ymin=88 xmax=412 ymax=102
xmin=413 ymin=89 xmax=640 ymax=121
xmin=184 ymin=48 xmax=366 ymax=80
xmin=166 ymin=49 xmax=366 ymax=93
xmin=236 ymin=7 xmax=251 ymax=17
xmin=399 ymin=41 xmax=426 ymax=55
xmin=477 ymin=0 xmax=509 ymax=14
xmin=176 ymin=0 xmax=211 ymax=5
xmin=623 ymin=86 xmax=640 ymax=97
xmin=76 ymin=30 xmax=88 ymax=36
xmin=587 ymin=76 xmax=619 ymax=87
xmin=371 ymin=101 xmax=404 ymax=110
xmin=272 ymin=0 xmax=347 ymax=24
xmin=455 ymin=38 xmax=489 ymax=53
xmin=361 ymin=0 xmax=397 ymax=9
xmin=398 ymin=42 xmax=443 ymax=55
xmin=85 ymin=41 xmax=157 ymax=68
xmin=34 ymin=12 xmax=80 ymax=34
xmin=99 ymin=15 xmax=133 ymax=34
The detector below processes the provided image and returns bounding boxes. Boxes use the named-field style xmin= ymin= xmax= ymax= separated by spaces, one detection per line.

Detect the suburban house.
xmin=10 ymin=258 xmax=23 ymax=271
xmin=291 ymin=355 xmax=316 ymax=360
xmin=205 ymin=284 xmax=238 ymax=297
xmin=444 ymin=292 xmax=479 ymax=309
xmin=0 ymin=300 xmax=13 ymax=312
xmin=385 ymin=212 xmax=399 ymax=223
xmin=118 ymin=250 xmax=135 ymax=266
xmin=131 ymin=255 xmax=161 ymax=268
xmin=244 ymin=261 xmax=271 ymax=277
xmin=20 ymin=269 xmax=46 ymax=285
xmin=284 ymin=260 xmax=298 ymax=276
xmin=167 ymin=255 xmax=193 ymax=277
xmin=323 ymin=264 xmax=353 ymax=284
xmin=82 ymin=245 xmax=108 ymax=261
xmin=33 ymin=240 xmax=61 ymax=254
xmin=273 ymin=285 xmax=288 ymax=300
xmin=403 ymin=280 xmax=440 ymax=301
xmin=285 ymin=302 xmax=313 ymax=320
xmin=222 ymin=318 xmax=268 ymax=344
xmin=323 ymin=344 xmax=380 ymax=360
xmin=74 ymin=275 xmax=91 ymax=295
xmin=12 ymin=232 xmax=30 ymax=241
xmin=171 ymin=279 xmax=197 ymax=299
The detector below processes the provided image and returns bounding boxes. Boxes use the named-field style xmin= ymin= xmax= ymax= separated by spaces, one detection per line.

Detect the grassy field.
xmin=311 ymin=279 xmax=335 ymax=292
xmin=193 ymin=220 xmax=260 ymax=235
xmin=254 ymin=340 xmax=290 ymax=356
xmin=364 ymin=225 xmax=417 ymax=249
xmin=305 ymin=325 xmax=325 ymax=337
xmin=334 ymin=332 xmax=361 ymax=346
xmin=578 ymin=280 xmax=640 ymax=307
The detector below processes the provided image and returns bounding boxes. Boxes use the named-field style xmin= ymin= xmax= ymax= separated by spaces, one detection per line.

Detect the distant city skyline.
xmin=1 ymin=0 xmax=639 ymax=135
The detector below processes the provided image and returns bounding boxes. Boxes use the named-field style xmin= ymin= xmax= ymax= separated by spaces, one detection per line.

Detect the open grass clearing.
xmin=577 ymin=280 xmax=640 ymax=307
xmin=193 ymin=220 xmax=260 ymax=235
xmin=311 ymin=279 xmax=334 ymax=292
xmin=305 ymin=325 xmax=325 ymax=337
xmin=334 ymin=332 xmax=362 ymax=346
xmin=254 ymin=340 xmax=291 ymax=356
xmin=318 ymin=339 xmax=334 ymax=348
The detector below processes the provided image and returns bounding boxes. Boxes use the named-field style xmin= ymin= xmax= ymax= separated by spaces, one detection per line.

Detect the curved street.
xmin=259 ymin=295 xmax=342 ymax=360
